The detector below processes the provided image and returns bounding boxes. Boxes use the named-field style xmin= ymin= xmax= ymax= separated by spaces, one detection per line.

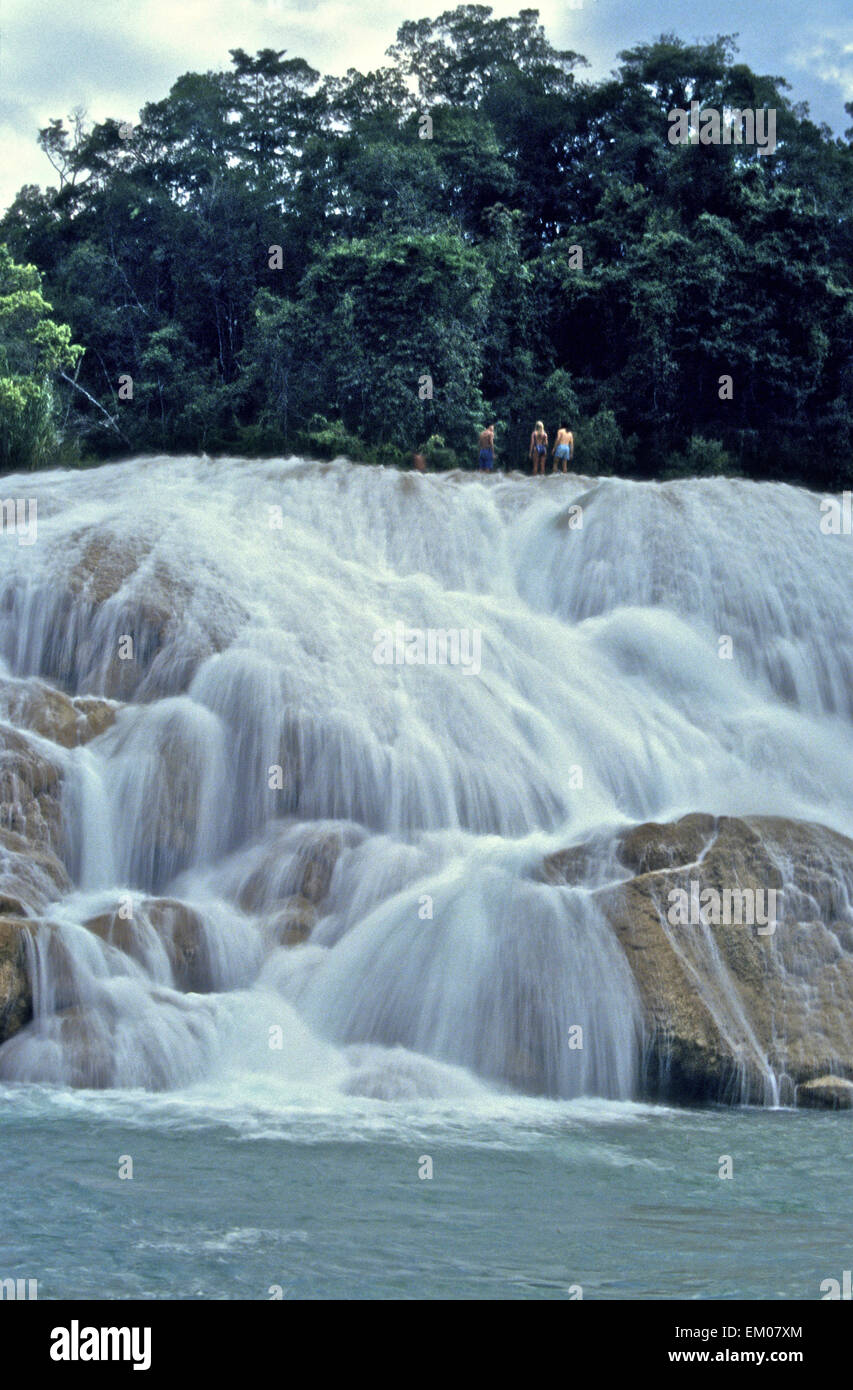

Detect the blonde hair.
xmin=535 ymin=420 xmax=544 ymax=431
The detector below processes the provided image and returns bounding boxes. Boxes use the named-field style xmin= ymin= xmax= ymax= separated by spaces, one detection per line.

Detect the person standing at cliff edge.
xmin=478 ymin=424 xmax=496 ymax=471
xmin=529 ymin=420 xmax=548 ymax=475
xmin=552 ymin=422 xmax=574 ymax=473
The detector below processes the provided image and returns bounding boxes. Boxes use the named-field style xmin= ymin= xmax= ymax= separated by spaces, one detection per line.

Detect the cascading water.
xmin=1 ymin=455 xmax=852 ymax=1103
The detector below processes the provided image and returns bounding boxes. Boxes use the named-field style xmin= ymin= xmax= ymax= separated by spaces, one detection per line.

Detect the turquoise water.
xmin=1 ymin=1085 xmax=849 ymax=1300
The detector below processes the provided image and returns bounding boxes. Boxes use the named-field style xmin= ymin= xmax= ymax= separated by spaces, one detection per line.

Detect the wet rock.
xmin=299 ymin=831 xmax=342 ymax=904
xmin=796 ymin=1076 xmax=853 ymax=1109
xmin=0 ymin=1003 xmax=121 ymax=1089
xmin=237 ymin=868 xmax=272 ymax=914
xmin=145 ymin=899 xmax=209 ymax=992
xmin=71 ymin=696 xmax=119 ymax=744
xmin=0 ymin=827 xmax=71 ymax=916
xmin=0 ymin=916 xmax=32 ymax=1042
xmin=546 ymin=814 xmax=853 ymax=1105
xmin=0 ymin=704 xmax=108 ymax=897
xmin=0 ymin=724 xmax=65 ymax=855
xmin=0 ymin=679 xmax=76 ymax=747
xmin=0 ymin=677 xmax=117 ymax=749
xmin=62 ymin=528 xmax=247 ymax=700
xmin=0 ymin=722 xmax=63 ymax=839
xmin=237 ymin=825 xmax=344 ymax=914
xmin=68 ymin=531 xmax=154 ymax=607
xmin=84 ymin=897 xmax=211 ymax=993
xmin=264 ymin=896 xmax=317 ymax=948
xmin=91 ymin=702 xmax=228 ymax=890
xmin=82 ymin=910 xmax=139 ymax=957
xmin=32 ymin=925 xmax=80 ymax=1013
xmin=616 ymin=813 xmax=717 ymax=877
xmin=0 ymin=916 xmax=77 ymax=1045
xmin=52 ymin=1008 xmax=116 ymax=1089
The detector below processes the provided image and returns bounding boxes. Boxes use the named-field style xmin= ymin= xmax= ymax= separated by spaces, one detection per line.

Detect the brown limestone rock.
xmin=545 ymin=814 xmax=853 ymax=1105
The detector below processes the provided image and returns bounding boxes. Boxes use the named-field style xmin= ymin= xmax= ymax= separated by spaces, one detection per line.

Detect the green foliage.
xmin=0 ymin=245 xmax=83 ymax=470
xmin=421 ymin=433 xmax=460 ymax=470
xmin=1 ymin=13 xmax=851 ymax=486
xmin=662 ymin=435 xmax=735 ymax=478
xmin=294 ymin=231 xmax=490 ymax=455
xmin=297 ymin=414 xmax=373 ymax=462
xmin=573 ymin=411 xmax=636 ymax=476
xmin=535 ymin=370 xmax=580 ymax=436
xmin=0 ymin=376 xmax=55 ymax=473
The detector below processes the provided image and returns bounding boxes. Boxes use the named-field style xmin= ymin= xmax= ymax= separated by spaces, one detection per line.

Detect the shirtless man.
xmin=552 ymin=422 xmax=574 ymax=473
xmin=478 ymin=425 xmax=496 ymax=471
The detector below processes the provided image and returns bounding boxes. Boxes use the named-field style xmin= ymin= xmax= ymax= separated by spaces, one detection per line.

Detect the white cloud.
xmin=801 ymin=37 xmax=853 ymax=101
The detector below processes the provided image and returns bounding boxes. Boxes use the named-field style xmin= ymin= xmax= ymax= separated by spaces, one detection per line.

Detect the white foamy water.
xmin=0 ymin=455 xmax=851 ymax=1104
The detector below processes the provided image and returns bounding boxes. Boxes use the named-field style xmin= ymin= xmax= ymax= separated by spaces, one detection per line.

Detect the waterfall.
xmin=1 ymin=455 xmax=852 ymax=1102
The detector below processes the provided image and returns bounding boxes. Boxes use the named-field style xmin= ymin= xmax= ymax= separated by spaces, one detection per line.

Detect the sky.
xmin=1 ymin=0 xmax=852 ymax=212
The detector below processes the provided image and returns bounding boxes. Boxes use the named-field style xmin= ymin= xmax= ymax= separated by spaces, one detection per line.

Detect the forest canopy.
xmin=1 ymin=6 xmax=852 ymax=484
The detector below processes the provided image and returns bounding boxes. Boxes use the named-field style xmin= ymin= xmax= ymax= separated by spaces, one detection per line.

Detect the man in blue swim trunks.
xmin=478 ymin=424 xmax=496 ymax=471
xmin=552 ymin=421 xmax=574 ymax=473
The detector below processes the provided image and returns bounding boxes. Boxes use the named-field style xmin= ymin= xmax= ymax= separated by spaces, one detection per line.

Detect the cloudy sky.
xmin=2 ymin=0 xmax=851 ymax=212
